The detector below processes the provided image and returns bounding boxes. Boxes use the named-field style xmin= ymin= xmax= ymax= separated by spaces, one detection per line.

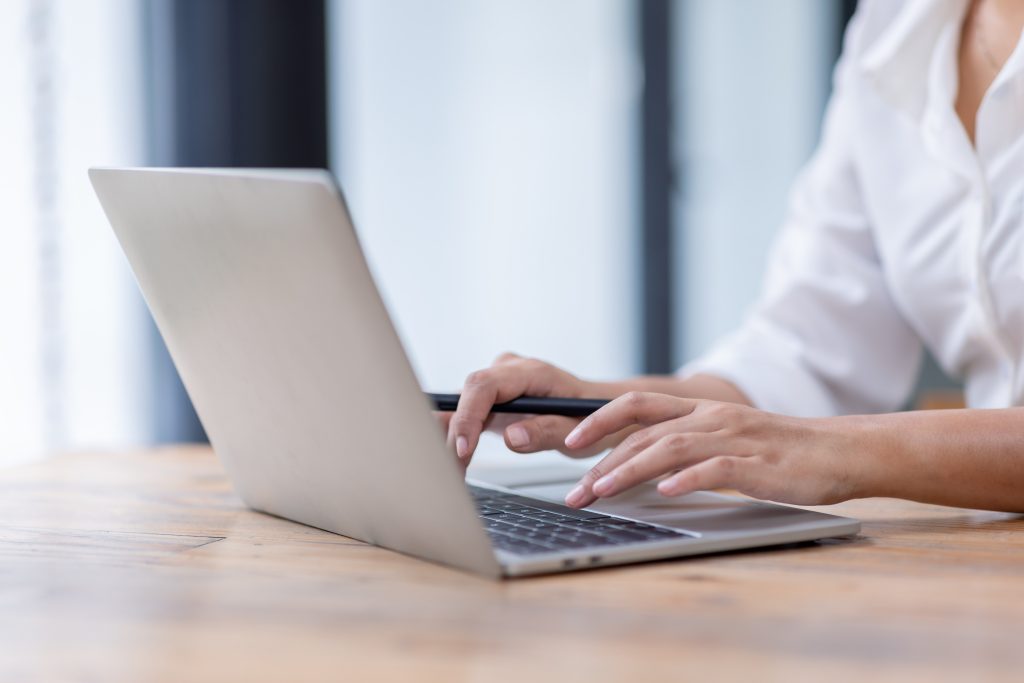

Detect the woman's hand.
xmin=561 ymin=392 xmax=868 ymax=509
xmin=441 ymin=353 xmax=623 ymax=464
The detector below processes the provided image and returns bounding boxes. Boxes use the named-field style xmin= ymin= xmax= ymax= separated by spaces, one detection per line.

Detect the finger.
xmin=591 ymin=431 xmax=721 ymax=499
xmin=504 ymin=415 xmax=579 ymax=453
xmin=561 ymin=422 xmax=672 ymax=506
xmin=493 ymin=351 xmax=523 ymax=366
xmin=564 ymin=447 xmax=630 ymax=507
xmin=447 ymin=366 xmax=526 ymax=460
xmin=481 ymin=412 xmax=525 ymax=435
xmin=562 ymin=424 xmax=680 ymax=507
xmin=585 ymin=416 xmax=691 ymax=472
xmin=439 ymin=410 xmax=517 ymax=444
xmin=447 ymin=360 xmax=560 ymax=462
xmin=564 ymin=392 xmax=698 ymax=451
xmin=657 ymin=456 xmax=751 ymax=497
xmin=564 ymin=426 xmax=717 ymax=507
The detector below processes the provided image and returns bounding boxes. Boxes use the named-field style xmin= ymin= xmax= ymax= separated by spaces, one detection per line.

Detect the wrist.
xmin=830 ymin=413 xmax=905 ymax=500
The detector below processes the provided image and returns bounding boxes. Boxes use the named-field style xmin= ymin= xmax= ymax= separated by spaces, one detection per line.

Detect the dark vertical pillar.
xmin=639 ymin=0 xmax=674 ymax=374
xmin=838 ymin=0 xmax=858 ymax=37
xmin=142 ymin=0 xmax=328 ymax=442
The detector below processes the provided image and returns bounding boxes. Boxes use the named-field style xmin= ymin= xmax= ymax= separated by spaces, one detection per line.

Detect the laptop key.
xmin=556 ymin=518 xmax=611 ymax=527
xmin=489 ymin=513 xmax=532 ymax=524
xmin=470 ymin=485 xmax=691 ymax=553
xmin=511 ymin=519 xmax=560 ymax=530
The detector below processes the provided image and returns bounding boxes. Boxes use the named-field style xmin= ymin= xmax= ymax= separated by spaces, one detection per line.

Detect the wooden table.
xmin=2 ymin=447 xmax=1023 ymax=682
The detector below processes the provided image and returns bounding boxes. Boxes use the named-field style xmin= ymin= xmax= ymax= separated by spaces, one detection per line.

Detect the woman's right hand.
xmin=441 ymin=352 xmax=622 ymax=464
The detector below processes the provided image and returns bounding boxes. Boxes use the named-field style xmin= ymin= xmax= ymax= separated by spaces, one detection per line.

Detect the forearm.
xmin=591 ymin=373 xmax=754 ymax=406
xmin=847 ymin=408 xmax=1024 ymax=512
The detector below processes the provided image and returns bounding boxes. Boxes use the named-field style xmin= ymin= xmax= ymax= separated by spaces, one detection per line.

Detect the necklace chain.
xmin=972 ymin=1 xmax=1003 ymax=72
xmin=976 ymin=32 xmax=1001 ymax=71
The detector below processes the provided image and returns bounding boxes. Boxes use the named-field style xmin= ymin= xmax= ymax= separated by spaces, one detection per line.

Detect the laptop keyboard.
xmin=469 ymin=485 xmax=690 ymax=555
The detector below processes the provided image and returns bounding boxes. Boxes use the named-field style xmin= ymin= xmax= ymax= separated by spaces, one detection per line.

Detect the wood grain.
xmin=1 ymin=446 xmax=1023 ymax=683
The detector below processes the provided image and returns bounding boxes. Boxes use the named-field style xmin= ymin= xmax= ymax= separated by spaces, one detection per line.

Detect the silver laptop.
xmin=89 ymin=167 xmax=860 ymax=578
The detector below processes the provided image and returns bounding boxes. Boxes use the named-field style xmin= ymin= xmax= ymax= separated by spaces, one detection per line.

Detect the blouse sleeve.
xmin=679 ymin=6 xmax=922 ymax=417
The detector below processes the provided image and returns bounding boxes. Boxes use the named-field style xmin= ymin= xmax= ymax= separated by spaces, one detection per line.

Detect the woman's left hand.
xmin=562 ymin=392 xmax=870 ymax=509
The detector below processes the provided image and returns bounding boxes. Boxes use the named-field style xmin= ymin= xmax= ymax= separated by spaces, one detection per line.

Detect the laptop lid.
xmin=90 ymin=167 xmax=500 ymax=578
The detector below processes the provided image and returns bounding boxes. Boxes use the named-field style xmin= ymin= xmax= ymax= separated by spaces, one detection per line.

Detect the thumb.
xmin=503 ymin=415 xmax=579 ymax=454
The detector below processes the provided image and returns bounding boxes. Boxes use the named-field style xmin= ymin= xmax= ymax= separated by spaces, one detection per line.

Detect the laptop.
xmin=89 ymin=167 xmax=860 ymax=578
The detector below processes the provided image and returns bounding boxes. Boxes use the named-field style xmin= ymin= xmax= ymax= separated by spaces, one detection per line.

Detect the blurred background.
xmin=0 ymin=0 xmax=954 ymax=466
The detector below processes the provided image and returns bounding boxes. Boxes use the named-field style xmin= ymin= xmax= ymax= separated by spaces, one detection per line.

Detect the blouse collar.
xmin=859 ymin=0 xmax=968 ymax=121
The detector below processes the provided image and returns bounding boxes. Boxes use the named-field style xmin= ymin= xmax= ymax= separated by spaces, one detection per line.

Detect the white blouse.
xmin=684 ymin=0 xmax=1024 ymax=417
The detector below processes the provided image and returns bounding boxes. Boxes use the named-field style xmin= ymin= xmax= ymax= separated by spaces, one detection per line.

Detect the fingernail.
xmin=565 ymin=484 xmax=585 ymax=507
xmin=657 ymin=479 xmax=675 ymax=495
xmin=507 ymin=425 xmax=529 ymax=449
xmin=565 ymin=424 xmax=583 ymax=447
xmin=592 ymin=473 xmax=616 ymax=496
xmin=456 ymin=436 xmax=469 ymax=459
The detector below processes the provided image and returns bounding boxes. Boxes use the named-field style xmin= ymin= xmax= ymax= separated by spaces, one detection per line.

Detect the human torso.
xmin=851 ymin=0 xmax=1024 ymax=407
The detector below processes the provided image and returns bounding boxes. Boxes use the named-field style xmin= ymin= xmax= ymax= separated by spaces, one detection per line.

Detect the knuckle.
xmin=717 ymin=420 xmax=740 ymax=439
xmin=732 ymin=409 xmax=765 ymax=438
xmin=728 ymin=404 xmax=753 ymax=426
xmin=619 ymin=429 xmax=650 ymax=453
xmin=661 ymin=432 xmax=690 ymax=453
xmin=623 ymin=391 xmax=646 ymax=409
xmin=523 ymin=358 xmax=552 ymax=377
xmin=464 ymin=369 xmax=492 ymax=389
xmin=712 ymin=456 xmax=737 ymax=478
xmin=450 ymin=414 xmax=477 ymax=431
xmin=706 ymin=402 xmax=742 ymax=431
xmin=493 ymin=351 xmax=520 ymax=365
xmin=583 ymin=462 xmax=607 ymax=484
xmin=704 ymin=401 xmax=731 ymax=420
xmin=535 ymin=417 xmax=561 ymax=445
xmin=756 ymin=448 xmax=779 ymax=466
